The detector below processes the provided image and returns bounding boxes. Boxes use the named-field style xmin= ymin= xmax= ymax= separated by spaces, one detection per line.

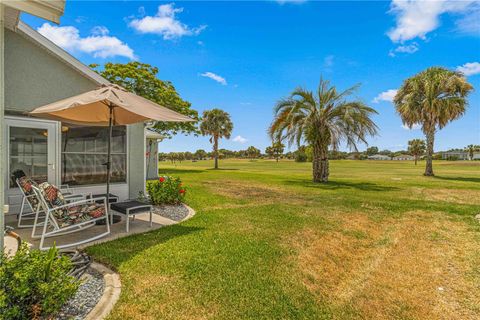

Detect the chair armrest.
xmin=51 ymin=197 xmax=107 ymax=211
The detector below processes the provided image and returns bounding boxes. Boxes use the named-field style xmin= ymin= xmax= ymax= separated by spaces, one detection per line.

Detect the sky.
xmin=22 ymin=0 xmax=480 ymax=153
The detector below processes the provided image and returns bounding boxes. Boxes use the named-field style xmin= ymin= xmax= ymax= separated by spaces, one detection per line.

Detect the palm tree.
xmin=394 ymin=67 xmax=473 ymax=176
xmin=269 ymin=78 xmax=378 ymax=183
xmin=200 ymin=109 xmax=233 ymax=169
xmin=465 ymin=144 xmax=480 ymax=161
xmin=408 ymin=139 xmax=426 ymax=165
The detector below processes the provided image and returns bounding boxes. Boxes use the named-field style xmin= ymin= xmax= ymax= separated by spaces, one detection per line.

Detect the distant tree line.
xmin=159 ymin=142 xmax=478 ymax=164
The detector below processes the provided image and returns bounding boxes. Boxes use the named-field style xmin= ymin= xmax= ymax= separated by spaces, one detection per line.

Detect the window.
xmin=61 ymin=125 xmax=127 ymax=186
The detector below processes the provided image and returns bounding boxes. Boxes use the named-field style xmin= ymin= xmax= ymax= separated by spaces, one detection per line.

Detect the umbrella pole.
xmin=106 ymin=105 xmax=113 ymax=224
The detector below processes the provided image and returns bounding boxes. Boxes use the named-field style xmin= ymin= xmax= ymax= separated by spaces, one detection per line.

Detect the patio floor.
xmin=4 ymin=210 xmax=184 ymax=253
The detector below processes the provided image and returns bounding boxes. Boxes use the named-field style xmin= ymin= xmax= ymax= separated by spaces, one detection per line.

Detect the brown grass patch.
xmin=409 ymin=187 xmax=480 ymax=205
xmin=110 ymin=273 xmax=219 ymax=320
xmin=291 ymin=211 xmax=480 ymax=319
xmin=203 ymin=179 xmax=309 ymax=206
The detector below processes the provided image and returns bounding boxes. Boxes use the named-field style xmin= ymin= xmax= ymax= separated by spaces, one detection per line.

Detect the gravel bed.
xmin=56 ymin=268 xmax=104 ymax=320
xmin=152 ymin=204 xmax=189 ymax=221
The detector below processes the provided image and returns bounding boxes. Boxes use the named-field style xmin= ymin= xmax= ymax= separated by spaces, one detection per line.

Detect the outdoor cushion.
xmin=17 ymin=176 xmax=40 ymax=211
xmin=39 ymin=182 xmax=105 ymax=227
xmin=111 ymin=201 xmax=151 ymax=215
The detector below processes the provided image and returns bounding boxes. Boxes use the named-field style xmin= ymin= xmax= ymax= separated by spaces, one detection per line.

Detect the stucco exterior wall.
xmin=128 ymin=123 xmax=145 ymax=198
xmin=4 ymin=28 xmax=97 ymax=112
xmin=146 ymin=138 xmax=159 ymax=179
xmin=4 ymin=27 xmax=146 ymax=200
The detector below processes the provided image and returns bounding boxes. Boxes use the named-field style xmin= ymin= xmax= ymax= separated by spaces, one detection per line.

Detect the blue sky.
xmin=23 ymin=1 xmax=480 ymax=153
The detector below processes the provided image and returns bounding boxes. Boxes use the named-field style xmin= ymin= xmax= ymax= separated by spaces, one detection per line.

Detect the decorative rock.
xmin=152 ymin=204 xmax=190 ymax=221
xmin=56 ymin=268 xmax=104 ymax=320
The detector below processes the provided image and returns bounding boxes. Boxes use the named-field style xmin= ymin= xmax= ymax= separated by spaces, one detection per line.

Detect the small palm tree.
xmin=408 ymin=139 xmax=426 ymax=165
xmin=394 ymin=67 xmax=473 ymax=176
xmin=465 ymin=144 xmax=480 ymax=161
xmin=270 ymin=78 xmax=378 ymax=183
xmin=200 ymin=109 xmax=233 ymax=169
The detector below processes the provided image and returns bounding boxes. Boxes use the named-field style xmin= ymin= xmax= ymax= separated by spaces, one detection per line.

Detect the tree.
xmin=295 ymin=146 xmax=308 ymax=163
xmin=465 ymin=144 xmax=480 ymax=161
xmin=270 ymin=78 xmax=378 ymax=182
xmin=194 ymin=149 xmax=207 ymax=160
xmin=246 ymin=146 xmax=261 ymax=159
xmin=408 ymin=139 xmax=426 ymax=165
xmin=200 ymin=109 xmax=233 ymax=169
xmin=91 ymin=62 xmax=199 ymax=138
xmin=366 ymin=146 xmax=379 ymax=156
xmin=394 ymin=67 xmax=473 ymax=176
xmin=266 ymin=141 xmax=285 ymax=162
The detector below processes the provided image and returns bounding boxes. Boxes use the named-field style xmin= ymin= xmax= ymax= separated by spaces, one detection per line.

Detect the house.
xmin=368 ymin=154 xmax=391 ymax=160
xmin=393 ymin=154 xmax=414 ymax=161
xmin=2 ymin=12 xmax=153 ymax=214
xmin=441 ymin=151 xmax=480 ymax=160
xmin=441 ymin=151 xmax=468 ymax=160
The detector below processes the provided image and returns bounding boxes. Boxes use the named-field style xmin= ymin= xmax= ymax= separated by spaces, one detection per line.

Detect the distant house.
xmin=393 ymin=154 xmax=414 ymax=161
xmin=368 ymin=154 xmax=391 ymax=160
xmin=441 ymin=151 xmax=468 ymax=160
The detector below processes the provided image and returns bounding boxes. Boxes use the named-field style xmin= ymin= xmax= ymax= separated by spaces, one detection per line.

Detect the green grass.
xmin=86 ymin=159 xmax=480 ymax=319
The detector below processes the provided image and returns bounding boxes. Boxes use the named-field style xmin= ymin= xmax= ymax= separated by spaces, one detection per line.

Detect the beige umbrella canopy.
xmin=30 ymin=84 xmax=193 ymax=125
xmin=30 ymin=84 xmax=194 ymax=217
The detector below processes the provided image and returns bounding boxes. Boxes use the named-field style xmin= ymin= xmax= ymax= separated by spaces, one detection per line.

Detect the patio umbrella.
xmin=29 ymin=84 xmax=194 ymax=215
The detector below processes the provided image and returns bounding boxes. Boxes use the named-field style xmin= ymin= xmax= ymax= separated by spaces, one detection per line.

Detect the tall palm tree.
xmin=394 ymin=67 xmax=473 ymax=176
xmin=269 ymin=78 xmax=378 ymax=183
xmin=200 ymin=109 xmax=233 ymax=169
xmin=408 ymin=139 xmax=426 ymax=165
xmin=465 ymin=144 xmax=479 ymax=161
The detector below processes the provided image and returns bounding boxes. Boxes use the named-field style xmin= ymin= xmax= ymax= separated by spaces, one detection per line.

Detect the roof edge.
xmin=15 ymin=21 xmax=110 ymax=86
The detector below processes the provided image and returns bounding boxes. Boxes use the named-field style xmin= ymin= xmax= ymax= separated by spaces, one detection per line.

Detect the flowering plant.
xmin=146 ymin=175 xmax=186 ymax=205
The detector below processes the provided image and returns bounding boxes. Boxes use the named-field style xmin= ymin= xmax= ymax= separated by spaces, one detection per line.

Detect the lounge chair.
xmin=31 ymin=183 xmax=110 ymax=250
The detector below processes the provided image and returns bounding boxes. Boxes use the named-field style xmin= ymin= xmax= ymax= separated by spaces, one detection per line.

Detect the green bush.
xmin=295 ymin=152 xmax=308 ymax=162
xmin=146 ymin=175 xmax=186 ymax=205
xmin=0 ymin=243 xmax=79 ymax=320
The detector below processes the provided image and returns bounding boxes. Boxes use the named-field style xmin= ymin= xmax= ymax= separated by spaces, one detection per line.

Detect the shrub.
xmin=295 ymin=152 xmax=308 ymax=162
xmin=146 ymin=175 xmax=186 ymax=205
xmin=0 ymin=243 xmax=79 ymax=319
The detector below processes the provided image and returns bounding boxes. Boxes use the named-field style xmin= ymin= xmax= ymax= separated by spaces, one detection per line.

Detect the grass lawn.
xmin=86 ymin=159 xmax=480 ymax=319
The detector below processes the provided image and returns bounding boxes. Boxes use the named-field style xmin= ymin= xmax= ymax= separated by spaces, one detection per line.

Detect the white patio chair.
xmin=16 ymin=177 xmax=91 ymax=228
xmin=31 ymin=183 xmax=110 ymax=250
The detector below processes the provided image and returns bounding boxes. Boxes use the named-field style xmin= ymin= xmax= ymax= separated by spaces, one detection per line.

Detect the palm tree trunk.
xmin=213 ymin=135 xmax=219 ymax=169
xmin=414 ymin=155 xmax=417 ymax=165
xmin=424 ymin=130 xmax=435 ymax=176
xmin=312 ymin=141 xmax=329 ymax=183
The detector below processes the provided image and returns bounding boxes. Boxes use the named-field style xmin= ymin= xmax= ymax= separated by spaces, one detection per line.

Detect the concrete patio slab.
xmin=4 ymin=204 xmax=195 ymax=251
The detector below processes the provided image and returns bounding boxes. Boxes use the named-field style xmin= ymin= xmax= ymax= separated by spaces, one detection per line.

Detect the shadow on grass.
xmin=284 ymin=179 xmax=399 ymax=192
xmin=159 ymin=168 xmax=205 ymax=174
xmin=86 ymin=224 xmax=204 ymax=269
xmin=206 ymin=168 xmax=240 ymax=171
xmin=433 ymin=176 xmax=480 ymax=183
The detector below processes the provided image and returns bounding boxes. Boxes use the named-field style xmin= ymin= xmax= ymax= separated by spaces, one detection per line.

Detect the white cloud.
xmin=200 ymin=72 xmax=227 ymax=85
xmin=129 ymin=3 xmax=206 ymax=40
xmin=233 ymin=135 xmax=247 ymax=144
xmin=456 ymin=62 xmax=480 ymax=76
xmin=401 ymin=123 xmax=421 ymax=130
xmin=387 ymin=0 xmax=477 ymax=43
xmin=373 ymin=89 xmax=398 ymax=103
xmin=389 ymin=42 xmax=419 ymax=57
xmin=38 ymin=23 xmax=135 ymax=59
